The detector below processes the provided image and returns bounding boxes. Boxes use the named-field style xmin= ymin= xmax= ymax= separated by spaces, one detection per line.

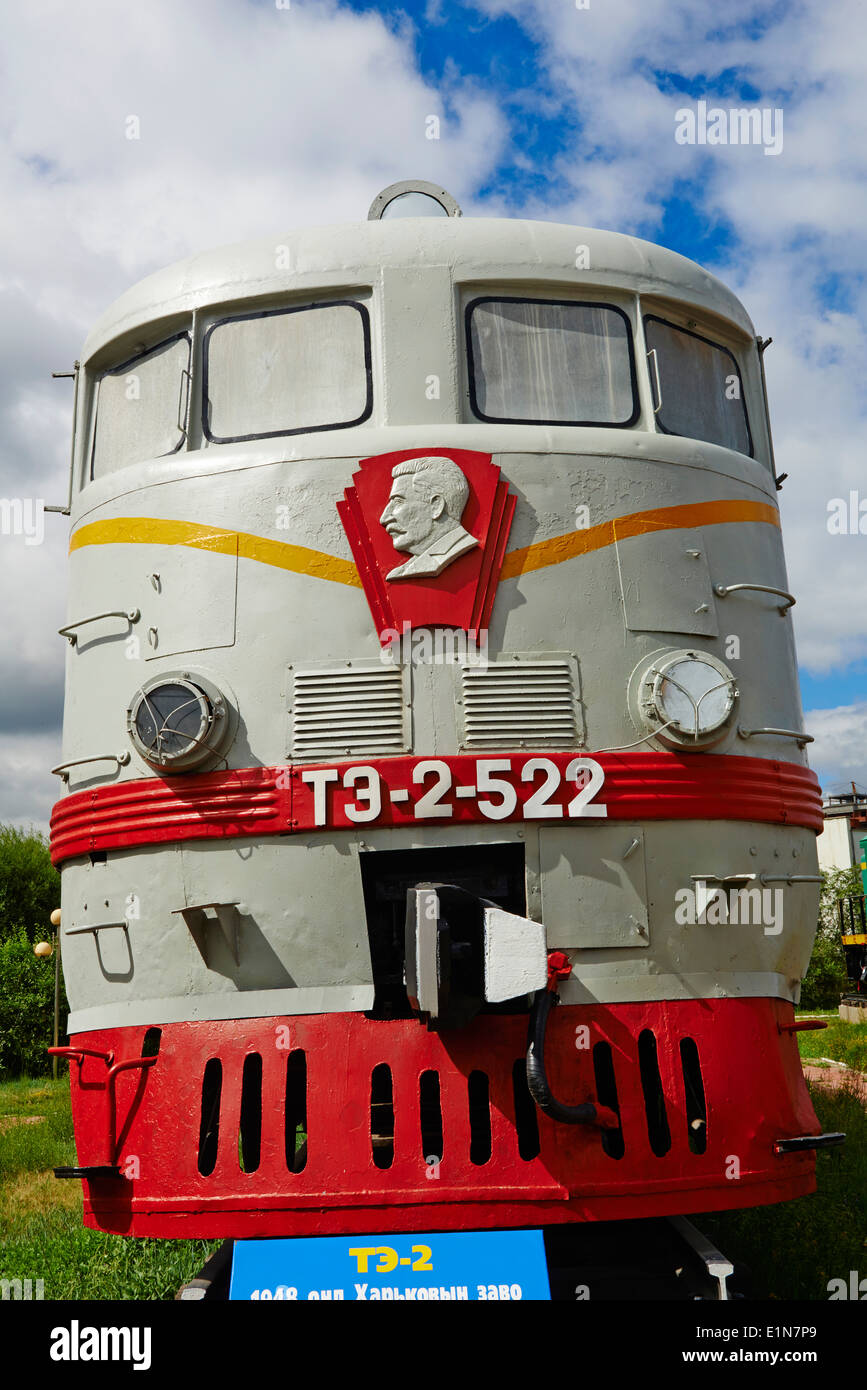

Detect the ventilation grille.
xmin=194 ymin=1037 xmax=710 ymax=1178
xmin=460 ymin=660 xmax=579 ymax=748
xmin=198 ymin=1055 xmax=542 ymax=1179
xmin=292 ymin=665 xmax=407 ymax=759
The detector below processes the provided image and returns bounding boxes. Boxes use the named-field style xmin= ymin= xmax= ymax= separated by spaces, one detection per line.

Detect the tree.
xmin=0 ymin=925 xmax=68 ymax=1078
xmin=800 ymin=866 xmax=862 ymax=1010
xmin=0 ymin=826 xmax=65 ymax=1075
xmin=0 ymin=824 xmax=60 ymax=943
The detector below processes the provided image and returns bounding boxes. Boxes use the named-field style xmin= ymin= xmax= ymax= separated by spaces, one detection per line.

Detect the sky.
xmin=0 ymin=0 xmax=865 ymax=832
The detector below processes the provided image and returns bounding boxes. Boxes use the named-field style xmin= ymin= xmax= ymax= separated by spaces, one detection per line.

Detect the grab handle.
xmin=59 ymin=609 xmax=140 ymax=645
xmin=647 ymin=347 xmax=663 ymax=414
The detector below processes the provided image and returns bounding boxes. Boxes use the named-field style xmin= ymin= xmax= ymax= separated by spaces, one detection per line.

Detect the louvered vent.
xmin=460 ymin=660 xmax=579 ymax=749
xmin=292 ymin=665 xmax=408 ymax=759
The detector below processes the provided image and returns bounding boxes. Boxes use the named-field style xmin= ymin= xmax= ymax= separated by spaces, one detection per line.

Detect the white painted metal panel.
xmin=616 ymin=526 xmax=718 ymax=636
xmin=540 ymin=824 xmax=649 ymax=948
xmin=143 ymin=535 xmax=238 ymax=658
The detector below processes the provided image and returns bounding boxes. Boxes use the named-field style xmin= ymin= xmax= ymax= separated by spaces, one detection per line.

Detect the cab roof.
xmin=83 ymin=216 xmax=755 ymax=362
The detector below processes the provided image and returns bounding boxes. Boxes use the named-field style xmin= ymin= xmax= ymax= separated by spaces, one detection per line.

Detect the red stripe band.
xmin=49 ymin=752 xmax=822 ymax=865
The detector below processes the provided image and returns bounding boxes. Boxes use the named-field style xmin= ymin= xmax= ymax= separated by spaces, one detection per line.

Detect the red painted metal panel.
xmin=49 ymin=752 xmax=822 ymax=865
xmin=63 ymin=997 xmax=819 ymax=1239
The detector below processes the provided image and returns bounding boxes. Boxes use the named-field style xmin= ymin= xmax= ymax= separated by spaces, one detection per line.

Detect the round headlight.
xmin=631 ymin=649 xmax=737 ymax=747
xmin=127 ymin=673 xmax=229 ymax=771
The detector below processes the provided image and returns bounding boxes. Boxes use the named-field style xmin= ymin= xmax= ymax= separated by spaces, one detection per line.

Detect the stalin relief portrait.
xmin=379 ymin=456 xmax=479 ymax=581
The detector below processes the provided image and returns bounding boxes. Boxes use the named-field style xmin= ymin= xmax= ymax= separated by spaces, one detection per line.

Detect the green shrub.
xmin=0 ymin=825 xmax=60 ymax=944
xmin=0 ymin=926 xmax=68 ymax=1079
xmin=800 ymin=867 xmax=862 ymax=1010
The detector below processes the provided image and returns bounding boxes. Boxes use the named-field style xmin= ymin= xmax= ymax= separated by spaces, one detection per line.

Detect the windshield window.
xmin=644 ymin=315 xmax=752 ymax=456
xmin=466 ymin=296 xmax=638 ymax=426
xmin=202 ymin=300 xmax=372 ymax=443
xmin=91 ymin=334 xmax=190 ymax=479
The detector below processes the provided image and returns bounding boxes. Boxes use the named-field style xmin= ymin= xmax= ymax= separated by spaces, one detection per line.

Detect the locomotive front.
xmin=49 ymin=186 xmax=828 ymax=1240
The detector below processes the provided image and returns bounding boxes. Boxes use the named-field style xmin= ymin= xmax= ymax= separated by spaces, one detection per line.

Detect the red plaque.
xmin=337 ymin=448 xmax=516 ymax=645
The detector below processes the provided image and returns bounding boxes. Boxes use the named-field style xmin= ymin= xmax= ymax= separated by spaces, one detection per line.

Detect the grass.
xmin=0 ymin=1078 xmax=76 ymax=1184
xmin=0 ymin=1213 xmax=221 ymax=1301
xmin=0 ymin=1076 xmax=220 ymax=1299
xmin=2 ymin=1063 xmax=865 ymax=1301
xmin=796 ymin=1016 xmax=867 ymax=1071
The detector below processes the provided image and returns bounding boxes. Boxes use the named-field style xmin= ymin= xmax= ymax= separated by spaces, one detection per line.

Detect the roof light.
xmin=368 ymin=180 xmax=462 ymax=221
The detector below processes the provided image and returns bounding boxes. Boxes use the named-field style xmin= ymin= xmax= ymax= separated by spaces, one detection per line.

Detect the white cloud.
xmin=805 ymin=703 xmax=867 ymax=792
xmin=0 ymin=732 xmax=63 ymax=834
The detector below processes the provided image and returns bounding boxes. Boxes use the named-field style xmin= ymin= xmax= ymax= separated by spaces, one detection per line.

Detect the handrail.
xmin=63 ymin=920 xmax=129 ymax=936
xmin=738 ymin=725 xmax=813 ymax=748
xmin=177 ymin=367 xmax=191 ymax=441
xmin=47 ymin=1048 xmax=157 ymax=1164
xmin=757 ymin=336 xmax=788 ymax=489
xmin=714 ymin=582 xmax=795 ymax=614
xmin=51 ymin=751 xmax=130 ymax=782
xmin=45 ymin=361 xmax=79 ymax=516
xmin=646 ymin=347 xmax=663 ymax=414
xmin=48 ymin=1046 xmax=114 ymax=1066
xmin=106 ymin=1056 xmax=158 ymax=1163
xmin=758 ymin=874 xmax=823 ymax=886
xmin=59 ymin=608 xmax=140 ymax=645
xmin=691 ymin=873 xmax=823 ymax=887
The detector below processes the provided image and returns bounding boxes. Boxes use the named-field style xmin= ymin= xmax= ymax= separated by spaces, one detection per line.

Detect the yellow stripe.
xmin=500 ymin=498 xmax=780 ymax=580
xmin=841 ymin=935 xmax=867 ymax=946
xmin=70 ymin=517 xmax=362 ymax=588
xmin=70 ymin=497 xmax=780 ymax=588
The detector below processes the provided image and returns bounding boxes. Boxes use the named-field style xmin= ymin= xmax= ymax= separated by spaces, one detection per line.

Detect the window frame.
xmin=464 ymin=293 xmax=640 ymax=429
xmin=200 ymin=297 xmax=374 ymax=445
xmin=89 ymin=330 xmax=191 ymax=482
xmin=643 ymin=313 xmax=754 ymax=458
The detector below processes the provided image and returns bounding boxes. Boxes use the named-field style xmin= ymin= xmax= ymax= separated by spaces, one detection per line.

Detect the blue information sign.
xmin=230 ymin=1229 xmax=551 ymax=1301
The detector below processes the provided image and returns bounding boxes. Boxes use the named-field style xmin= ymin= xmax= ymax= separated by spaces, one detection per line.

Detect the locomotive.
xmin=48 ymin=179 xmax=837 ymax=1262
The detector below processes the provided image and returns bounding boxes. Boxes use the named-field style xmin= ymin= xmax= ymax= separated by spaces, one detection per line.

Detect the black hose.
xmin=525 ymin=988 xmax=604 ymax=1126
